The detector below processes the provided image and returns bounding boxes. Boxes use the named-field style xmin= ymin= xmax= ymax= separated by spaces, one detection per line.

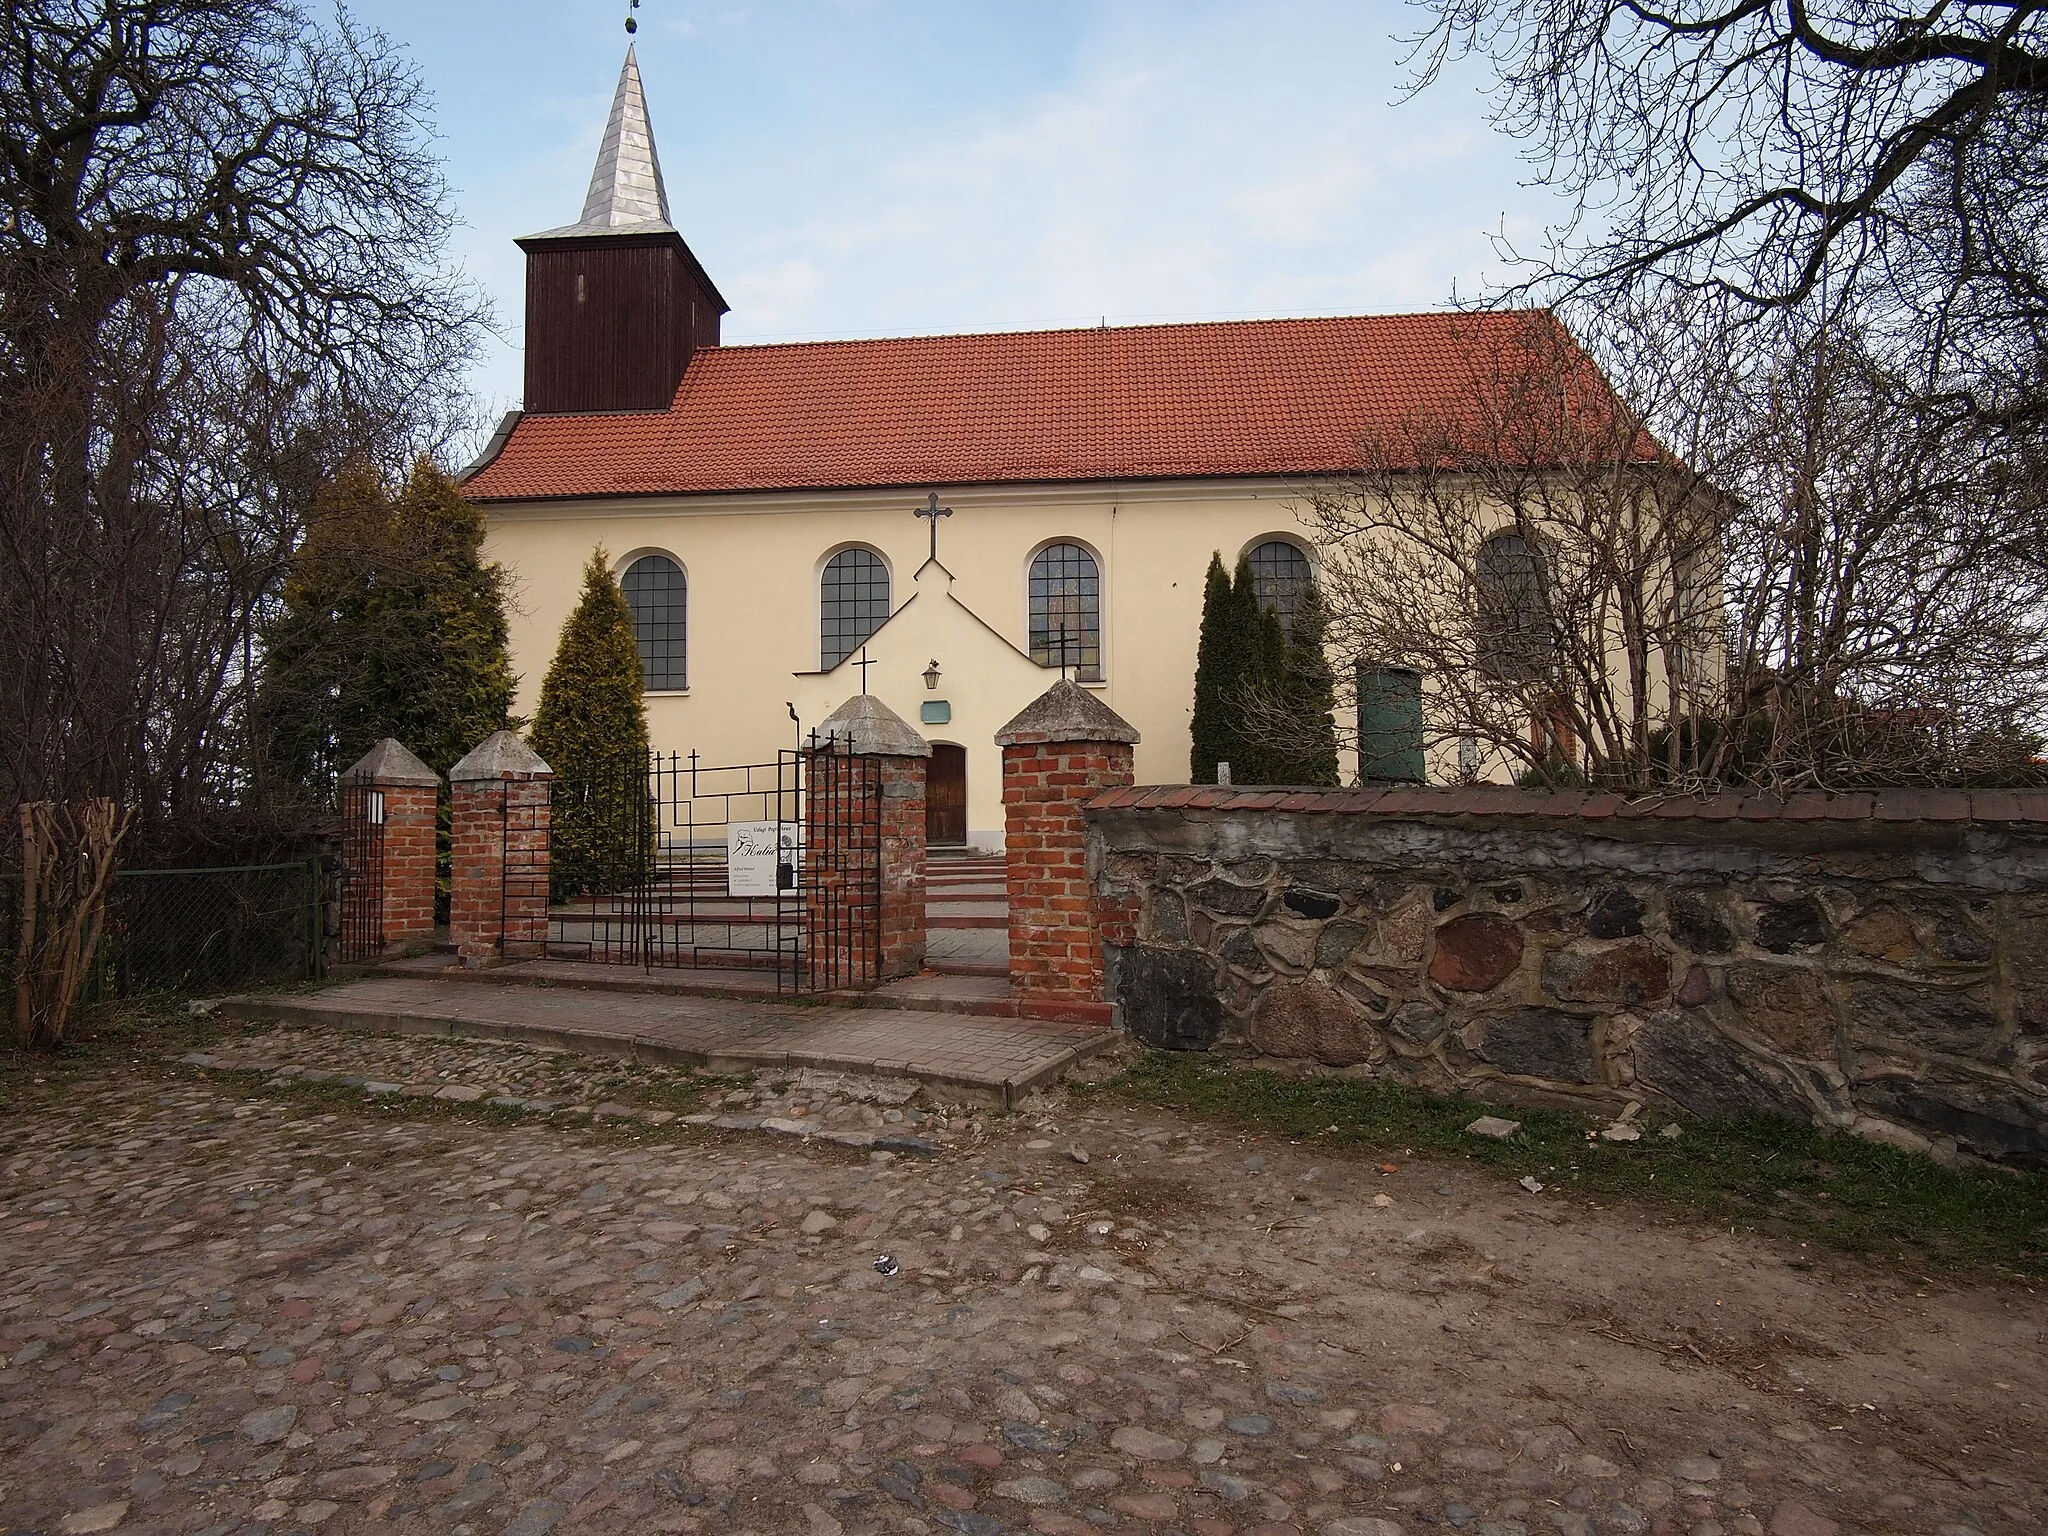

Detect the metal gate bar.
xmin=336 ymin=781 xmax=386 ymax=962
xmin=544 ymin=743 xmax=884 ymax=992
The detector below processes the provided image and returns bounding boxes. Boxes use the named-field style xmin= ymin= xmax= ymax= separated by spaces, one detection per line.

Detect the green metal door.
xmin=1357 ymin=665 xmax=1425 ymax=782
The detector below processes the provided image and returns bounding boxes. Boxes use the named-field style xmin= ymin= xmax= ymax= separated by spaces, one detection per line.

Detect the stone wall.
xmin=1087 ymin=785 xmax=2048 ymax=1166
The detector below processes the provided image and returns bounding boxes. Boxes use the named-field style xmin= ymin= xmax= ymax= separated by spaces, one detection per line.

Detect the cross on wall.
xmin=914 ymin=491 xmax=953 ymax=563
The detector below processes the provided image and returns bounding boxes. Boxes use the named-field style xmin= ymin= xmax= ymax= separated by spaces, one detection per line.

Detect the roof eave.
xmin=511 ymin=224 xmax=731 ymax=316
xmin=461 ymin=465 xmax=1372 ymax=506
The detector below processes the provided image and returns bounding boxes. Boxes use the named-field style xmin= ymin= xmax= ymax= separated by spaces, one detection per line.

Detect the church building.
xmin=464 ymin=49 xmax=1545 ymax=848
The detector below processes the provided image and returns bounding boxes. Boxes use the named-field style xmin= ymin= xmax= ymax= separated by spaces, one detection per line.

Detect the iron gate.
xmin=544 ymin=745 xmax=881 ymax=991
xmin=336 ymin=779 xmax=387 ymax=962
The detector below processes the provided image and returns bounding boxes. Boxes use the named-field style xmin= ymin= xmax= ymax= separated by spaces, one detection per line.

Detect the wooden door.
xmin=927 ymin=744 xmax=967 ymax=845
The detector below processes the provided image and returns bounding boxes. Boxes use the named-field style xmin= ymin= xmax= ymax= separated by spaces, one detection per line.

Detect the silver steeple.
xmin=579 ymin=45 xmax=671 ymax=229
xmin=525 ymin=46 xmax=674 ymax=239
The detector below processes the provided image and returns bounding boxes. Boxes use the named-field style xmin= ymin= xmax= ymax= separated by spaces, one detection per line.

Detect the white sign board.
xmin=727 ymin=821 xmax=796 ymax=897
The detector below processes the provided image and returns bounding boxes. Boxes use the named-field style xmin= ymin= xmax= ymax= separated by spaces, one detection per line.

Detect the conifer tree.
xmin=1234 ymin=553 xmax=1288 ymax=784
xmin=381 ymin=462 xmax=520 ymax=776
xmin=531 ymin=549 xmax=650 ymax=898
xmin=1274 ymin=578 xmax=1341 ymax=785
xmin=1189 ymin=553 xmax=1243 ymax=783
xmin=257 ymin=459 xmax=516 ymax=796
xmin=257 ymin=463 xmax=390 ymax=795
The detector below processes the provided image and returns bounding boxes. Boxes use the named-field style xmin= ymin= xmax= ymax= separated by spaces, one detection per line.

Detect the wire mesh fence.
xmin=1 ymin=860 xmax=324 ymax=1004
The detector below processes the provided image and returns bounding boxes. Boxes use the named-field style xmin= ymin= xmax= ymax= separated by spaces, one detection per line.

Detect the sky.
xmin=343 ymin=0 xmax=1565 ymax=420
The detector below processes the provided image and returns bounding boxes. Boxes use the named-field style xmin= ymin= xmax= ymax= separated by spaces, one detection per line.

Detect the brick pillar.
xmin=339 ymin=738 xmax=441 ymax=950
xmin=448 ymin=731 xmax=553 ymax=965
xmin=875 ymin=752 xmax=929 ymax=979
xmin=810 ymin=695 xmax=930 ymax=986
xmin=996 ymin=680 xmax=1139 ymax=1007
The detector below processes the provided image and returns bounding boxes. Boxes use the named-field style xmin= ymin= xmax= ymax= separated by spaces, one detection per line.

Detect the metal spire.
xmin=576 ymin=45 xmax=672 ymax=231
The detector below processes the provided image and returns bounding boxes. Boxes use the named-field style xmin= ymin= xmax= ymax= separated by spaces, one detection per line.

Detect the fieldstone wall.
xmin=1087 ymin=785 xmax=2048 ymax=1166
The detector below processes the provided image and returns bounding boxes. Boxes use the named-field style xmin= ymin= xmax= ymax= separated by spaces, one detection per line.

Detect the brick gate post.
xmin=448 ymin=731 xmax=553 ymax=965
xmin=813 ymin=694 xmax=931 ymax=983
xmin=996 ymin=680 xmax=1139 ymax=1008
xmin=339 ymin=738 xmax=442 ymax=951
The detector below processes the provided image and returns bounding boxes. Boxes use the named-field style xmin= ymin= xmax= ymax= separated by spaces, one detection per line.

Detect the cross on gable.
xmin=855 ymin=646 xmax=877 ymax=693
xmin=914 ymin=491 xmax=954 ymax=563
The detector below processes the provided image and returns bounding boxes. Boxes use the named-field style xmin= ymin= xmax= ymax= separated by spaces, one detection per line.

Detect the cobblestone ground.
xmin=2 ymin=1025 xmax=2043 ymax=1536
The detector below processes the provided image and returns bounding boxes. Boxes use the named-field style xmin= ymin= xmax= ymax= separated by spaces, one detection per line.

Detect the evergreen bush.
xmin=531 ymin=550 xmax=651 ymax=899
xmin=1193 ymin=552 xmax=1340 ymax=785
xmin=1272 ymin=578 xmax=1341 ymax=785
xmin=1231 ymin=554 xmax=1289 ymax=783
xmin=1189 ymin=553 xmax=1241 ymax=783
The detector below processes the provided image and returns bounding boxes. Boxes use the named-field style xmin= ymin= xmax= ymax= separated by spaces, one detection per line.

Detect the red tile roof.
xmin=464 ymin=309 xmax=1599 ymax=502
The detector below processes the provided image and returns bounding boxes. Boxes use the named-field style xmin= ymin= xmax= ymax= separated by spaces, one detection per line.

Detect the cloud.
xmin=710 ymin=6 xmax=1544 ymax=345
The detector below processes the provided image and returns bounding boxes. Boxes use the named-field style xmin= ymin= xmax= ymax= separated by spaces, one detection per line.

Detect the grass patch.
xmin=1093 ymin=1050 xmax=2048 ymax=1283
xmin=0 ymin=990 xmax=734 ymax=1126
xmin=0 ymin=992 xmax=257 ymax=1086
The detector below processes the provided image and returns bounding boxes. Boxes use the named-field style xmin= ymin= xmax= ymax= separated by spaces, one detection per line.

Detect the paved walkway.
xmin=927 ymin=853 xmax=1009 ymax=975
xmin=219 ymin=976 xmax=1110 ymax=1108
xmin=8 ymin=1029 xmax=2038 ymax=1536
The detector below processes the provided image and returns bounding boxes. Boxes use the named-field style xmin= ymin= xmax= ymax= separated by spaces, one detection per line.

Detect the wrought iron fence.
xmin=546 ymin=750 xmax=805 ymax=982
xmin=1 ymin=860 xmax=324 ymax=1003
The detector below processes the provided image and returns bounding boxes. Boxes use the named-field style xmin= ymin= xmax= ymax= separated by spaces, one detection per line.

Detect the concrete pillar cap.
xmin=995 ymin=679 xmax=1141 ymax=746
xmin=340 ymin=737 xmax=440 ymax=787
xmin=815 ymin=694 xmax=932 ymax=758
xmin=450 ymin=729 xmax=553 ymax=782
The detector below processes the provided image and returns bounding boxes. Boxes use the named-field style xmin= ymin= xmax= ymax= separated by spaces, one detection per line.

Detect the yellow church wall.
xmin=482 ymin=477 xmax=1329 ymax=846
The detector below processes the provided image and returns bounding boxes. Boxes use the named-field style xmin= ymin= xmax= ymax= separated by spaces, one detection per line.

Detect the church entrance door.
xmin=927 ymin=744 xmax=967 ymax=846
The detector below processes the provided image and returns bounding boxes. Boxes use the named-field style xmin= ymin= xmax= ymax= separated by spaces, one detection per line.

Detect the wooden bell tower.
xmin=517 ymin=47 xmax=727 ymax=415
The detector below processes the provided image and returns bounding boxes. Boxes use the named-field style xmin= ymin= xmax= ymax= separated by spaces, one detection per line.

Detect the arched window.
xmin=820 ymin=547 xmax=891 ymax=670
xmin=621 ymin=554 xmax=687 ymax=691
xmin=1028 ymin=542 xmax=1102 ymax=681
xmin=1474 ymin=531 xmax=1549 ymax=681
xmin=1247 ymin=540 xmax=1311 ymax=637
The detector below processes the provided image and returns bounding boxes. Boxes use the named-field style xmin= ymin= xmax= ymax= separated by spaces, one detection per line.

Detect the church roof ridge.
xmin=707 ymin=306 xmax=1555 ymax=356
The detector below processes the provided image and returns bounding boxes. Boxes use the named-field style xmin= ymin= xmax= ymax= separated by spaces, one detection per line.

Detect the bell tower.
xmin=516 ymin=47 xmax=728 ymax=414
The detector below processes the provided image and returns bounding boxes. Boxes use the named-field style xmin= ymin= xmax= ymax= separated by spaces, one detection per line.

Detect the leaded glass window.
xmin=1475 ymin=531 xmax=1550 ymax=681
xmin=1028 ymin=542 xmax=1102 ymax=681
xmin=820 ymin=547 xmax=891 ymax=670
xmin=1248 ymin=539 xmax=1311 ymax=637
xmin=622 ymin=554 xmax=687 ymax=691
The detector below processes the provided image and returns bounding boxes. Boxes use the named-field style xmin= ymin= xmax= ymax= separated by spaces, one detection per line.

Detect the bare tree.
xmin=12 ymin=798 xmax=128 ymax=1048
xmin=1714 ymin=312 xmax=2048 ymax=785
xmin=1294 ymin=309 xmax=1727 ymax=794
xmin=1293 ymin=305 xmax=2048 ymax=793
xmin=0 ymin=1 xmax=486 ymax=828
xmin=1404 ymin=0 xmax=2048 ymax=422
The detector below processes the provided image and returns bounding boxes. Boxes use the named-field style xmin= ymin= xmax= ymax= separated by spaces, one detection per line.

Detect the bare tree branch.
xmin=0 ymin=1 xmax=488 ymax=827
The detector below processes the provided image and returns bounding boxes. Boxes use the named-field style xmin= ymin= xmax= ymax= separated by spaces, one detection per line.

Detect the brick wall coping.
xmin=1087 ymin=782 xmax=2048 ymax=825
xmin=450 ymin=729 xmax=552 ymax=783
xmin=816 ymin=693 xmax=931 ymax=758
xmin=341 ymin=737 xmax=440 ymax=787
xmin=996 ymin=679 xmax=1141 ymax=746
